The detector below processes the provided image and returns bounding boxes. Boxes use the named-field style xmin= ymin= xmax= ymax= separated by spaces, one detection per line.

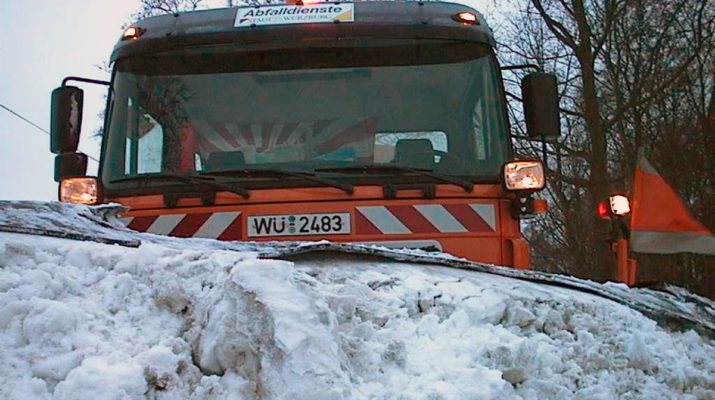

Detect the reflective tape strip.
xmin=355 ymin=206 xmax=410 ymax=234
xmin=356 ymin=203 xmax=496 ymax=234
xmin=470 ymin=204 xmax=496 ymax=231
xmin=413 ymin=204 xmax=468 ymax=233
xmin=354 ymin=210 xmax=382 ymax=235
xmin=146 ymin=214 xmax=185 ymax=235
xmin=194 ymin=212 xmax=241 ymax=239
xmin=126 ymin=215 xmax=158 ymax=232
xmin=442 ymin=204 xmax=491 ymax=232
xmin=120 ymin=203 xmax=496 ymax=238
xmin=631 ymin=230 xmax=715 ymax=255
xmin=170 ymin=213 xmax=212 ymax=238
xmin=386 ymin=205 xmax=438 ymax=233
xmin=119 ymin=212 xmax=241 ymax=239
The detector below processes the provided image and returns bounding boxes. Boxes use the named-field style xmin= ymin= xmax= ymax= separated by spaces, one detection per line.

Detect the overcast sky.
xmin=0 ymin=0 xmax=494 ymax=201
xmin=0 ymin=1 xmax=138 ymax=200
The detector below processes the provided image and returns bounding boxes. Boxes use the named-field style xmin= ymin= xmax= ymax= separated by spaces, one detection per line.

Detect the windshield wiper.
xmin=110 ymin=172 xmax=250 ymax=199
xmin=200 ymin=168 xmax=354 ymax=195
xmin=315 ymin=163 xmax=474 ymax=192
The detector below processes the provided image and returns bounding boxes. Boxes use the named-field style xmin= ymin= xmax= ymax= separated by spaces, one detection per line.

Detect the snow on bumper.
xmin=1 ymin=233 xmax=714 ymax=399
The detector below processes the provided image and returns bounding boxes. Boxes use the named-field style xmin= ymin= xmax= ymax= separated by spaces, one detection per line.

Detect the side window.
xmin=124 ymin=97 xmax=133 ymax=175
xmin=136 ymin=110 xmax=163 ymax=173
xmin=472 ymin=98 xmax=487 ymax=160
xmin=471 ymin=57 xmax=507 ymax=163
xmin=122 ymin=98 xmax=164 ymax=175
xmin=373 ymin=131 xmax=448 ymax=164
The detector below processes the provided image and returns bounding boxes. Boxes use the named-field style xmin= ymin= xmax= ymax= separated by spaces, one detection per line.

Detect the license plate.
xmin=247 ymin=212 xmax=351 ymax=237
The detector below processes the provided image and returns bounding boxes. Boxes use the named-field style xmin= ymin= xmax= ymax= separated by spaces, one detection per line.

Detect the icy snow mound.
xmin=1 ymin=232 xmax=714 ymax=400
xmin=1 ymin=200 xmax=712 ymax=333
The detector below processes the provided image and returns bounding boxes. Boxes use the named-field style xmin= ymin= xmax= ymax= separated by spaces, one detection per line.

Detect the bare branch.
xmin=530 ymin=0 xmax=578 ymax=50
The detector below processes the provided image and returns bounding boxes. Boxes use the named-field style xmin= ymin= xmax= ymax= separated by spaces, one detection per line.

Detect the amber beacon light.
xmin=122 ymin=26 xmax=145 ymax=40
xmin=453 ymin=11 xmax=479 ymax=25
xmin=59 ymin=177 xmax=101 ymax=205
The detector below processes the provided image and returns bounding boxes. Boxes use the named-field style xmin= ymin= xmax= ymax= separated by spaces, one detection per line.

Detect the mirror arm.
xmin=501 ymin=64 xmax=541 ymax=72
xmin=62 ymin=76 xmax=110 ymax=87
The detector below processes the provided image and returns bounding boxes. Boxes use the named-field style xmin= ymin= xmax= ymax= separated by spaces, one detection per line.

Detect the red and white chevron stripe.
xmin=120 ymin=203 xmax=496 ymax=239
xmin=355 ymin=204 xmax=496 ymax=234
xmin=121 ymin=211 xmax=241 ymax=240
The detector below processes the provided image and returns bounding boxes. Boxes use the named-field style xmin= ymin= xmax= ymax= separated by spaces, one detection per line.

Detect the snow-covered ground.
xmin=0 ymin=202 xmax=714 ymax=399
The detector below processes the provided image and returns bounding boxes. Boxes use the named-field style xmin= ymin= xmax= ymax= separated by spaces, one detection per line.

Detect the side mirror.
xmin=54 ymin=152 xmax=88 ymax=182
xmin=521 ymin=73 xmax=560 ymax=142
xmin=50 ymin=86 xmax=84 ymax=154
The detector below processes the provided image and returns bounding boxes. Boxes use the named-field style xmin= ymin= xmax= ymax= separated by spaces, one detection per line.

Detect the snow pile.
xmin=1 ymin=233 xmax=713 ymax=399
xmin=1 ymin=201 xmax=711 ymax=332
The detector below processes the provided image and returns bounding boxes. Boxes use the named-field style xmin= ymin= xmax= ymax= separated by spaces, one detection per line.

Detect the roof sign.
xmin=234 ymin=3 xmax=355 ymax=27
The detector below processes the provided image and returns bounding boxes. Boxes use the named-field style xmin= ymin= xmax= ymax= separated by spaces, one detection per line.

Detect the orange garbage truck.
xmin=50 ymin=1 xmax=560 ymax=268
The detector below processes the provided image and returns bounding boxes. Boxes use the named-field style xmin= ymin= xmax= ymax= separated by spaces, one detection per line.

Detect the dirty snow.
xmin=1 ymin=230 xmax=714 ymax=399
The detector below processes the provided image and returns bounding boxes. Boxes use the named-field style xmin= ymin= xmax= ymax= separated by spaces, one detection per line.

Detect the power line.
xmin=0 ymin=102 xmax=99 ymax=163
xmin=0 ymin=103 xmax=50 ymax=135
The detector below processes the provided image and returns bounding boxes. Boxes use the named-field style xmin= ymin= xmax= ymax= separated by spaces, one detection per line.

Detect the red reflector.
xmin=597 ymin=201 xmax=611 ymax=219
xmin=532 ymin=199 xmax=548 ymax=213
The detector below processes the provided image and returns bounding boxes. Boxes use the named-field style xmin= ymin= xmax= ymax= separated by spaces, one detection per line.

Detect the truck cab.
xmin=51 ymin=1 xmax=560 ymax=268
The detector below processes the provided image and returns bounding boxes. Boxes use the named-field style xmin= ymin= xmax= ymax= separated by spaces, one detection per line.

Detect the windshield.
xmin=101 ymin=41 xmax=509 ymax=190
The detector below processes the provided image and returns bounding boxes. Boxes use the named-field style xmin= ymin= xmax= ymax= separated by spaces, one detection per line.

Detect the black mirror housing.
xmin=54 ymin=152 xmax=88 ymax=182
xmin=521 ymin=73 xmax=560 ymax=141
xmin=50 ymin=86 xmax=84 ymax=154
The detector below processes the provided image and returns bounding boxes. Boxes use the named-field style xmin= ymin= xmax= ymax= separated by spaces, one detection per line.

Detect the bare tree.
xmin=133 ymin=0 xmax=205 ymax=19
xmin=133 ymin=0 xmax=268 ymax=19
xmin=498 ymin=0 xmax=714 ymax=287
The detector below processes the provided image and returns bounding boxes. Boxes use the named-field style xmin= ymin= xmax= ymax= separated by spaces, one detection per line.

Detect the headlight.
xmin=504 ymin=161 xmax=545 ymax=191
xmin=609 ymin=194 xmax=631 ymax=216
xmin=59 ymin=177 xmax=101 ymax=205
